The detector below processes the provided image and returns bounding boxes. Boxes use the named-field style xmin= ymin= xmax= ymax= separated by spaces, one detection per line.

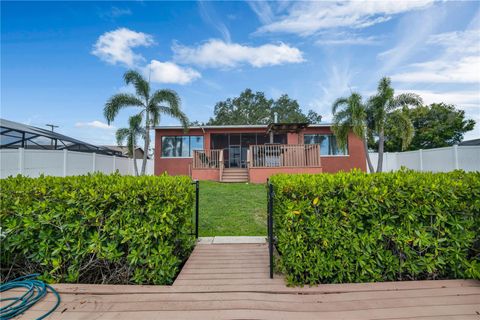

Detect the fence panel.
xmin=24 ymin=150 xmax=64 ymax=177
xmin=369 ymin=145 xmax=479 ymax=172
xmin=0 ymin=148 xmax=154 ymax=178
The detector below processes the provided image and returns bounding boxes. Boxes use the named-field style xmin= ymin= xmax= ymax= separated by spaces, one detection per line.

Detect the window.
xmin=304 ymin=134 xmax=347 ymax=155
xmin=161 ymin=136 xmax=204 ymax=157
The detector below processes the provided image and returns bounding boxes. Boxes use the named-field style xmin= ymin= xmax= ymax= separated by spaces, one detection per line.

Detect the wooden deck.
xmin=10 ymin=243 xmax=480 ymax=319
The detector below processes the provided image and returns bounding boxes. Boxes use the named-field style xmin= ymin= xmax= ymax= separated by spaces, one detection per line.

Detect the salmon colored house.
xmin=154 ymin=123 xmax=366 ymax=183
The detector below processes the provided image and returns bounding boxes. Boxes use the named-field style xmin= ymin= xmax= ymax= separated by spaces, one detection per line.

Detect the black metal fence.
xmin=191 ymin=180 xmax=199 ymax=239
xmin=267 ymin=180 xmax=274 ymax=279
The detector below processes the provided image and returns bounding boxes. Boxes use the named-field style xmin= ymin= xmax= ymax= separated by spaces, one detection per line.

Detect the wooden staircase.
xmin=221 ymin=168 xmax=249 ymax=183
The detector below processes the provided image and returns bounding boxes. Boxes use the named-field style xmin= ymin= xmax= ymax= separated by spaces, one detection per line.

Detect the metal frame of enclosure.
xmin=0 ymin=119 xmax=123 ymax=156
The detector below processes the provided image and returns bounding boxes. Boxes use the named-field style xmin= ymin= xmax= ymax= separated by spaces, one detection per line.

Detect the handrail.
xmin=192 ymin=149 xmax=222 ymax=169
xmin=249 ymin=144 xmax=320 ymax=168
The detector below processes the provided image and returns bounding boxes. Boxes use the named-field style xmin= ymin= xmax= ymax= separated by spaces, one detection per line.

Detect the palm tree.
xmin=367 ymin=77 xmax=422 ymax=172
xmin=104 ymin=70 xmax=189 ymax=175
xmin=116 ymin=114 xmax=145 ymax=176
xmin=332 ymin=92 xmax=375 ymax=173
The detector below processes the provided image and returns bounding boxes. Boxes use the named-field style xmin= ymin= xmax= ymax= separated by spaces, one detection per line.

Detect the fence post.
xmin=453 ymin=145 xmax=459 ymax=170
xmin=268 ymin=182 xmax=274 ymax=279
xmin=18 ymin=148 xmax=25 ymax=175
xmin=113 ymin=155 xmax=116 ymax=172
xmin=63 ymin=149 xmax=68 ymax=177
xmin=195 ymin=180 xmax=199 ymax=239
xmin=419 ymin=149 xmax=423 ymax=171
xmin=92 ymin=153 xmax=96 ymax=172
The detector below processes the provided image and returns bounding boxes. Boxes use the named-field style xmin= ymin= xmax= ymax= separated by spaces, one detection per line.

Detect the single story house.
xmin=154 ymin=123 xmax=366 ymax=183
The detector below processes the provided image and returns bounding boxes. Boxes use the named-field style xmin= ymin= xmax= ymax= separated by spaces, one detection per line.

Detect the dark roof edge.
xmin=154 ymin=123 xmax=333 ymax=130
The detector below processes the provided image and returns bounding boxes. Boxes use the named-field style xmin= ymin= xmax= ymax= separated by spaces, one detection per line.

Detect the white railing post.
xmin=453 ymin=144 xmax=459 ymax=170
xmin=63 ymin=149 xmax=68 ymax=177
xmin=92 ymin=153 xmax=96 ymax=172
xmin=113 ymin=155 xmax=116 ymax=172
xmin=18 ymin=148 xmax=25 ymax=175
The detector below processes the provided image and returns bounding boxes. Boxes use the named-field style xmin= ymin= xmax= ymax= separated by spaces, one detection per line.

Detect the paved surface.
xmin=9 ymin=243 xmax=480 ymax=319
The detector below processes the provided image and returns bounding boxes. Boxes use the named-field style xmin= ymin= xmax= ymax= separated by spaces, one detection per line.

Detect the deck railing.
xmin=192 ymin=149 xmax=222 ymax=169
xmin=249 ymin=144 xmax=320 ymax=168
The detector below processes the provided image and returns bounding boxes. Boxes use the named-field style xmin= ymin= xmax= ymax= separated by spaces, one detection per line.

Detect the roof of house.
xmin=459 ymin=138 xmax=480 ymax=146
xmin=154 ymin=123 xmax=333 ymax=130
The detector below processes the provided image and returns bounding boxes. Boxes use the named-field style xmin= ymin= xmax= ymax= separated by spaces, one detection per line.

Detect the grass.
xmin=198 ymin=181 xmax=267 ymax=237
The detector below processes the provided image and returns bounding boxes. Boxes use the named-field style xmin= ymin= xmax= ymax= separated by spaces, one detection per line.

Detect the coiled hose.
xmin=0 ymin=273 xmax=61 ymax=320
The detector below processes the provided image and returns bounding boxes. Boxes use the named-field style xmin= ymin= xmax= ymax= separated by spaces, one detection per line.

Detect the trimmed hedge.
xmin=270 ymin=170 xmax=480 ymax=285
xmin=0 ymin=173 xmax=195 ymax=285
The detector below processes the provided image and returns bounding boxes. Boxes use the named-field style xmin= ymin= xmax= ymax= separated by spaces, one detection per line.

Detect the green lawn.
xmin=198 ymin=181 xmax=267 ymax=236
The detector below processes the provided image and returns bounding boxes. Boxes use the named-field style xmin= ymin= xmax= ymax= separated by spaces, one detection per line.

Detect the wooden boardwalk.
xmin=10 ymin=243 xmax=480 ymax=319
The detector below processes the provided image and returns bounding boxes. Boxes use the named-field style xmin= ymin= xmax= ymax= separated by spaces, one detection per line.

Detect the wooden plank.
xmin=17 ymin=304 xmax=480 ymax=320
xmin=173 ymin=278 xmax=287 ymax=286
xmin=9 ymin=287 xmax=480 ymax=304
xmin=26 ymin=294 xmax=480 ymax=313
xmin=32 ymin=279 xmax=478 ymax=295
xmin=179 ymin=267 xmax=269 ymax=274
xmin=175 ymin=272 xmax=271 ymax=280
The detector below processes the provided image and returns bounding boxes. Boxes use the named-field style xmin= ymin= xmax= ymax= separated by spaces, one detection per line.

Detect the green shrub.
xmin=269 ymin=170 xmax=480 ymax=285
xmin=0 ymin=173 xmax=195 ymax=285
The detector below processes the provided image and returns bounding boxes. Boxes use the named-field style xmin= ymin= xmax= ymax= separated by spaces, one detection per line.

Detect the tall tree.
xmin=367 ymin=77 xmax=422 ymax=172
xmin=104 ymin=70 xmax=188 ymax=175
xmin=332 ymin=92 xmax=375 ymax=173
xmin=116 ymin=114 xmax=145 ymax=176
xmin=383 ymin=103 xmax=476 ymax=152
xmin=207 ymin=89 xmax=322 ymax=125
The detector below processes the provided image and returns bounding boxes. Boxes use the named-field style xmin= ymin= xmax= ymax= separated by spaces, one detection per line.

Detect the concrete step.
xmin=222 ymin=178 xmax=249 ymax=183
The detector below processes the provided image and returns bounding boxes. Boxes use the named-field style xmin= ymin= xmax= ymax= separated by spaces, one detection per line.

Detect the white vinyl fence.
xmin=368 ymin=145 xmax=480 ymax=173
xmin=0 ymin=148 xmax=154 ymax=178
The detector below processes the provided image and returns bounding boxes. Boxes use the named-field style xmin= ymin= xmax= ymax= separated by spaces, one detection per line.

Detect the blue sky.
xmin=2 ymin=1 xmax=479 ymax=145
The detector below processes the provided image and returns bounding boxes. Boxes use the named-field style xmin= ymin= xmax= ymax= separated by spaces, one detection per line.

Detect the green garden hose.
xmin=0 ymin=273 xmax=61 ymax=320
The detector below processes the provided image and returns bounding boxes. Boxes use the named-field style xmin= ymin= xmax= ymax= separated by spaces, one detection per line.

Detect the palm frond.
xmin=332 ymin=97 xmax=349 ymax=114
xmin=128 ymin=113 xmax=143 ymax=131
xmin=104 ymin=94 xmax=144 ymax=124
xmin=124 ymin=70 xmax=150 ymax=100
xmin=389 ymin=110 xmax=414 ymax=150
xmin=115 ymin=128 xmax=130 ymax=146
xmin=392 ymin=93 xmax=423 ymax=109
xmin=150 ymin=89 xmax=189 ymax=130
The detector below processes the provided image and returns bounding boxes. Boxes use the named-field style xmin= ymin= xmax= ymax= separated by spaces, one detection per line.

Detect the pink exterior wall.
xmin=192 ymin=169 xmax=220 ymax=181
xmin=249 ymin=167 xmax=323 ymax=184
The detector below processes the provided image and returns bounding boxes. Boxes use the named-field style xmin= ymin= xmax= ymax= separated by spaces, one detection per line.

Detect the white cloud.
xmin=397 ymin=89 xmax=480 ymax=109
xmin=392 ymin=56 xmax=480 ymax=84
xmin=145 ymin=60 xmax=201 ymax=84
xmin=391 ymin=29 xmax=480 ymax=84
xmin=254 ymin=1 xmax=433 ymax=36
xmin=75 ymin=120 xmax=115 ymax=130
xmin=172 ymin=39 xmax=304 ymax=68
xmin=198 ymin=1 xmax=231 ymax=42
xmin=92 ymin=28 xmax=154 ymax=67
xmin=315 ymin=35 xmax=380 ymax=46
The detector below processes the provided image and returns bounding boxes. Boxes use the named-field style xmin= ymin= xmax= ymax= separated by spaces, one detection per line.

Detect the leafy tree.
xmin=306 ymin=109 xmax=323 ymax=124
xmin=332 ymin=92 xmax=375 ymax=173
xmin=116 ymin=114 xmax=145 ymax=176
xmin=383 ymin=103 xmax=476 ymax=152
xmin=207 ymin=89 xmax=322 ymax=125
xmin=104 ymin=70 xmax=188 ymax=175
xmin=367 ymin=77 xmax=422 ymax=172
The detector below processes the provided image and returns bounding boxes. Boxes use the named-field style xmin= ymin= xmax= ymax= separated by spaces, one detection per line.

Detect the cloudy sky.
xmin=2 ymin=1 xmax=479 ymax=145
